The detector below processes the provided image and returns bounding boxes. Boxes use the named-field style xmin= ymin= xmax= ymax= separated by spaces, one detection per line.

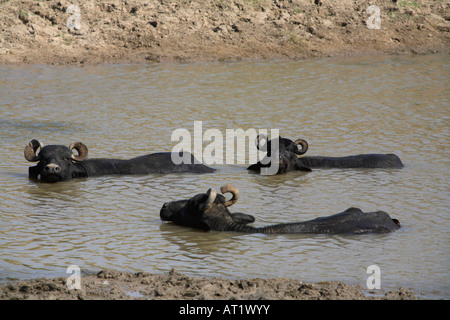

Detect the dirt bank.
xmin=0 ymin=0 xmax=448 ymax=65
xmin=0 ymin=268 xmax=417 ymax=300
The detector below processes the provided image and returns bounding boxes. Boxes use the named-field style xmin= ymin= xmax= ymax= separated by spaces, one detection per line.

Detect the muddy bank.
xmin=0 ymin=0 xmax=449 ymax=65
xmin=0 ymin=269 xmax=417 ymax=300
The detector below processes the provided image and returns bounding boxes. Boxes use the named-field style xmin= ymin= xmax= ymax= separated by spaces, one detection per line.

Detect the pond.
xmin=0 ymin=54 xmax=448 ymax=299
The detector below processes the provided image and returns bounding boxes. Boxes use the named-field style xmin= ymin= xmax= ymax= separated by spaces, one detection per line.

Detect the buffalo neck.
xmin=222 ymin=221 xmax=310 ymax=234
xmin=73 ymin=158 xmax=131 ymax=177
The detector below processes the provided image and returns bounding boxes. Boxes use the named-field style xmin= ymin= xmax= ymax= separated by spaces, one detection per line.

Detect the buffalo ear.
xmin=70 ymin=142 xmax=88 ymax=161
xmin=28 ymin=166 xmax=40 ymax=179
xmin=247 ymin=163 xmax=262 ymax=172
xmin=24 ymin=139 xmax=44 ymax=162
xmin=255 ymin=134 xmax=268 ymax=151
xmin=230 ymin=212 xmax=255 ymax=224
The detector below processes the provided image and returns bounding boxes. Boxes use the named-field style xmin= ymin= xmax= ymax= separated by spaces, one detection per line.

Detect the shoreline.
xmin=0 ymin=268 xmax=418 ymax=300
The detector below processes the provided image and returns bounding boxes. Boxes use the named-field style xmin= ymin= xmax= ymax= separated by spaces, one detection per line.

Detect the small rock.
xmin=18 ymin=12 xmax=30 ymax=24
xmin=19 ymin=285 xmax=30 ymax=293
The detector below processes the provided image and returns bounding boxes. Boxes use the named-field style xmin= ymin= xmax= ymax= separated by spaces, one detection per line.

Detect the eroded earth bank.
xmin=0 ymin=269 xmax=417 ymax=300
xmin=1 ymin=0 xmax=449 ymax=64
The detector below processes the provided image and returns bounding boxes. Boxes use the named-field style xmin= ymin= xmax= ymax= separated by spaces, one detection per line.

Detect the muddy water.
xmin=0 ymin=54 xmax=448 ymax=299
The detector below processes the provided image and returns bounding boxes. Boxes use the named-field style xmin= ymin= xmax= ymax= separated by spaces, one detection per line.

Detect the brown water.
xmin=0 ymin=54 xmax=449 ymax=299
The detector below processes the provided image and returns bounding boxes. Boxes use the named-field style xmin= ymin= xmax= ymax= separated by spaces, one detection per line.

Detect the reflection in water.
xmin=0 ymin=55 xmax=449 ymax=298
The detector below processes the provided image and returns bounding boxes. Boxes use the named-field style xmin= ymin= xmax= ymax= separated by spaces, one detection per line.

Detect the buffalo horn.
xmin=200 ymin=189 xmax=217 ymax=211
xmin=24 ymin=139 xmax=44 ymax=162
xmin=69 ymin=142 xmax=88 ymax=161
xmin=294 ymin=138 xmax=308 ymax=155
xmin=220 ymin=184 xmax=239 ymax=207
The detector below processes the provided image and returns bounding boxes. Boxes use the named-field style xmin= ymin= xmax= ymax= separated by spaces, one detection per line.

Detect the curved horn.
xmin=294 ymin=138 xmax=308 ymax=155
xmin=220 ymin=184 xmax=239 ymax=207
xmin=24 ymin=139 xmax=44 ymax=162
xmin=199 ymin=189 xmax=217 ymax=212
xmin=69 ymin=142 xmax=88 ymax=161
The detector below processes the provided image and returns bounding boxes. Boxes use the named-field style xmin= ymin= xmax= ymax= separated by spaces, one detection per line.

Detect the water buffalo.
xmin=246 ymin=135 xmax=311 ymax=174
xmin=24 ymin=139 xmax=215 ymax=182
xmin=160 ymin=184 xmax=401 ymax=234
xmin=247 ymin=136 xmax=404 ymax=174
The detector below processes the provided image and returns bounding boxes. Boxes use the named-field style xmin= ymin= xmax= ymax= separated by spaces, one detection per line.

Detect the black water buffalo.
xmin=24 ymin=139 xmax=215 ymax=182
xmin=247 ymin=136 xmax=403 ymax=174
xmin=246 ymin=135 xmax=311 ymax=174
xmin=160 ymin=184 xmax=401 ymax=234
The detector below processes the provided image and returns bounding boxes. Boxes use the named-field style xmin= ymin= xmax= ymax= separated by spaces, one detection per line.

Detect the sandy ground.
xmin=0 ymin=0 xmax=448 ymax=65
xmin=0 ymin=268 xmax=417 ymax=300
xmin=1 ymin=0 xmax=447 ymax=300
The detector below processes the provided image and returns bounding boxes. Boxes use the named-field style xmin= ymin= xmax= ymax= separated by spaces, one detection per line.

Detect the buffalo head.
xmin=160 ymin=184 xmax=253 ymax=231
xmin=247 ymin=135 xmax=310 ymax=174
xmin=24 ymin=139 xmax=88 ymax=182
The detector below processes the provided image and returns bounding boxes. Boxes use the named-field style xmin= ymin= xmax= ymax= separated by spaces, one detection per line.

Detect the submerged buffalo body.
xmin=24 ymin=139 xmax=214 ymax=182
xmin=296 ymin=154 xmax=404 ymax=169
xmin=247 ymin=136 xmax=403 ymax=174
xmin=160 ymin=184 xmax=401 ymax=234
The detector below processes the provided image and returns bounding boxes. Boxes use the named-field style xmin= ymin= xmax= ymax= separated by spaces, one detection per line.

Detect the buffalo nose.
xmin=160 ymin=203 xmax=171 ymax=221
xmin=44 ymin=163 xmax=61 ymax=173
